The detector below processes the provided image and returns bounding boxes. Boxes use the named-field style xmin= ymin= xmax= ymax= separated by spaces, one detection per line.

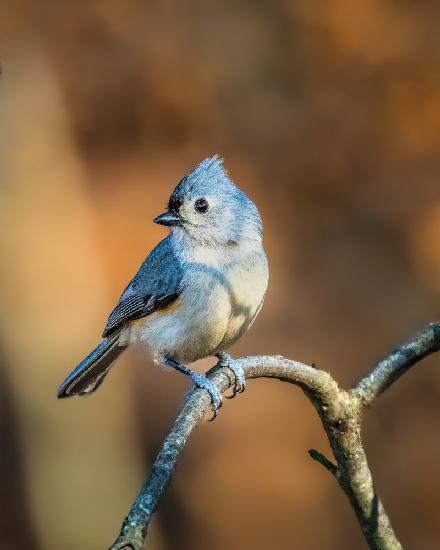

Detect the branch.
xmin=308 ymin=448 xmax=337 ymax=476
xmin=109 ymin=323 xmax=440 ymax=550
xmin=109 ymin=357 xmax=334 ymax=550
xmin=355 ymin=323 xmax=440 ymax=406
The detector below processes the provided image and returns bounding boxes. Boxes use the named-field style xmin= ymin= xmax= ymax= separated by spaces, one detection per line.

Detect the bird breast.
xmin=128 ymin=243 xmax=268 ymax=364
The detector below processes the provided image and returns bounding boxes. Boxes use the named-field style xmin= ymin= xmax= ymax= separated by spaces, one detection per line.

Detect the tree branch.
xmin=109 ymin=323 xmax=440 ymax=550
xmin=355 ymin=323 xmax=440 ymax=407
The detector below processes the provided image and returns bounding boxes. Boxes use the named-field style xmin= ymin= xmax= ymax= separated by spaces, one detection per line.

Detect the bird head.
xmin=154 ymin=156 xmax=262 ymax=247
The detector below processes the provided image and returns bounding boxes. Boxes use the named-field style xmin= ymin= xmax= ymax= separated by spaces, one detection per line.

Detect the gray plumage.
xmin=58 ymin=156 xmax=269 ymax=411
xmin=103 ymin=237 xmax=183 ymax=337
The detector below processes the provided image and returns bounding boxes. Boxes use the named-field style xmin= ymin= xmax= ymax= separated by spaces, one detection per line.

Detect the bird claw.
xmin=189 ymin=372 xmax=223 ymax=421
xmin=216 ymin=353 xmax=246 ymax=398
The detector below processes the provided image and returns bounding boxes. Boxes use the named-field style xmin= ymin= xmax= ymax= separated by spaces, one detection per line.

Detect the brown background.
xmin=1 ymin=1 xmax=440 ymax=549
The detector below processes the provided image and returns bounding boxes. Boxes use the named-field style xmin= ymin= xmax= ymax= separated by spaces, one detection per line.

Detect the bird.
xmin=57 ymin=156 xmax=269 ymax=417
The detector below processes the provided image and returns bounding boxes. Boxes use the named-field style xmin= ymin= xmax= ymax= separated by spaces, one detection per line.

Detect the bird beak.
xmin=153 ymin=211 xmax=183 ymax=227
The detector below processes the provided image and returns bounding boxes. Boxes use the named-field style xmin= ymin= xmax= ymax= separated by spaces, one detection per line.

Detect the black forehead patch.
xmin=168 ymin=194 xmax=183 ymax=212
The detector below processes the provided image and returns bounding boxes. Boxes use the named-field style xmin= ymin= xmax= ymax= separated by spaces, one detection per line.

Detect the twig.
xmin=308 ymin=449 xmax=337 ymax=476
xmin=355 ymin=323 xmax=440 ymax=406
xmin=109 ymin=323 xmax=440 ymax=550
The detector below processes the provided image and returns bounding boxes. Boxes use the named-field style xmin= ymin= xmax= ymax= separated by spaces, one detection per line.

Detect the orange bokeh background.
xmin=1 ymin=2 xmax=440 ymax=549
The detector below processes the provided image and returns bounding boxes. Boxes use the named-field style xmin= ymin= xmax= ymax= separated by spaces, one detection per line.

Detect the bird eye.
xmin=194 ymin=198 xmax=209 ymax=213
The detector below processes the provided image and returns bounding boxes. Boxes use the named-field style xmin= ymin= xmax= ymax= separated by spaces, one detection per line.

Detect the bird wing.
xmin=102 ymin=237 xmax=183 ymax=337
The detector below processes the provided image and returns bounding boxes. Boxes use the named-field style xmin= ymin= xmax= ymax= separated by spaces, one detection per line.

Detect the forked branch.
xmin=110 ymin=323 xmax=440 ymax=550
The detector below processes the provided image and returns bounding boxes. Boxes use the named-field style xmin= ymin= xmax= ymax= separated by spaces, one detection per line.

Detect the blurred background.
xmin=1 ymin=1 xmax=440 ymax=549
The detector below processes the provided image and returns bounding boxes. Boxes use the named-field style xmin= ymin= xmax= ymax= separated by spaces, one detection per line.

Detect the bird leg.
xmin=164 ymin=358 xmax=223 ymax=420
xmin=215 ymin=352 xmax=246 ymax=398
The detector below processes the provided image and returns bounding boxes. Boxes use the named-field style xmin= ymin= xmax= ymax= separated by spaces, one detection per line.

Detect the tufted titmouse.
xmin=58 ymin=156 xmax=269 ymax=415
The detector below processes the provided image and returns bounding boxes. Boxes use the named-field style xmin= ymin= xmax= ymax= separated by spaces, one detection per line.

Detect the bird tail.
xmin=57 ymin=334 xmax=125 ymax=398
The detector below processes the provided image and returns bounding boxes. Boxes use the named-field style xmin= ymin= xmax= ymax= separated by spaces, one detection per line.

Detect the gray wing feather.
xmin=103 ymin=237 xmax=183 ymax=337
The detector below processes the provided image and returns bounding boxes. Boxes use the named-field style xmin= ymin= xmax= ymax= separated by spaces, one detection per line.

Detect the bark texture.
xmin=110 ymin=323 xmax=440 ymax=550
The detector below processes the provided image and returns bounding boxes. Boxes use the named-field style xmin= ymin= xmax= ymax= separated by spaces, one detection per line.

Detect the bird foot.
xmin=188 ymin=372 xmax=223 ymax=421
xmin=165 ymin=357 xmax=223 ymax=421
xmin=216 ymin=353 xmax=246 ymax=398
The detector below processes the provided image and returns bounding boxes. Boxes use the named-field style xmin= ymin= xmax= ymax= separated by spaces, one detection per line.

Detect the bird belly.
xmin=125 ymin=282 xmax=231 ymax=364
xmin=121 ymin=250 xmax=268 ymax=364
